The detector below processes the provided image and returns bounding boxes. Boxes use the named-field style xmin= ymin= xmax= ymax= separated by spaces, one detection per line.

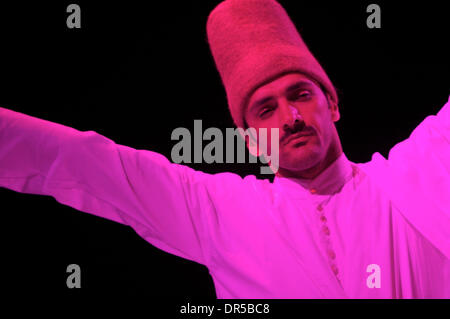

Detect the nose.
xmin=281 ymin=104 xmax=304 ymax=133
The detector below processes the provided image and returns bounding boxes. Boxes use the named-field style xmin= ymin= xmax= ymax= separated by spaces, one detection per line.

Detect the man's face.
xmin=244 ymin=72 xmax=341 ymax=177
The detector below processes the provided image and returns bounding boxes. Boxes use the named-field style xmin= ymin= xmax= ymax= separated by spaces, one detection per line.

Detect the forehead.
xmin=255 ymin=73 xmax=313 ymax=95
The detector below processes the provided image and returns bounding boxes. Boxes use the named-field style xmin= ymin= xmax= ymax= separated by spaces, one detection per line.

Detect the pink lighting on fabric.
xmin=0 ymin=96 xmax=449 ymax=298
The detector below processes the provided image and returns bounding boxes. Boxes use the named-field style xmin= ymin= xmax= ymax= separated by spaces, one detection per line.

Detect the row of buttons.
xmin=313 ymin=194 xmax=339 ymax=278
xmin=309 ymin=165 xmax=360 ymax=283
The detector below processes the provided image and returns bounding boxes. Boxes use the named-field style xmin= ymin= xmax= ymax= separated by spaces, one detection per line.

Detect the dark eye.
xmin=259 ymin=106 xmax=274 ymax=118
xmin=293 ymin=90 xmax=311 ymax=101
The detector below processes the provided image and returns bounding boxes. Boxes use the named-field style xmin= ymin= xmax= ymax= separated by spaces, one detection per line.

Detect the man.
xmin=244 ymin=72 xmax=341 ymax=180
xmin=0 ymin=0 xmax=449 ymax=298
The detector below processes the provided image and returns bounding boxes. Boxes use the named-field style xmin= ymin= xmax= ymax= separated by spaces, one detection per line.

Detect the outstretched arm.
xmin=361 ymin=96 xmax=450 ymax=259
xmin=0 ymin=107 xmax=214 ymax=266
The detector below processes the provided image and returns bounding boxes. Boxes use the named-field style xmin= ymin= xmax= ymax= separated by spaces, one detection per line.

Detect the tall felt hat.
xmin=206 ymin=0 xmax=338 ymax=128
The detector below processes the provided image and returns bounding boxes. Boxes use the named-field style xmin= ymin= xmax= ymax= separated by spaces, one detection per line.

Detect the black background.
xmin=0 ymin=0 xmax=448 ymax=305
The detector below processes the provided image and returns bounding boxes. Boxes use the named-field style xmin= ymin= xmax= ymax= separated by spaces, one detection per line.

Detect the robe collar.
xmin=273 ymin=152 xmax=355 ymax=198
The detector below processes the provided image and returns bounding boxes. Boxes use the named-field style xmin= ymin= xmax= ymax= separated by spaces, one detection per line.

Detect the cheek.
xmin=315 ymin=118 xmax=335 ymax=144
xmin=308 ymin=107 xmax=329 ymax=133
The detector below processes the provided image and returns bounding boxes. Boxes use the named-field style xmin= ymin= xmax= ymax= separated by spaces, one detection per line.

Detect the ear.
xmin=243 ymin=117 xmax=264 ymax=157
xmin=326 ymin=93 xmax=340 ymax=122
xmin=245 ymin=131 xmax=263 ymax=157
xmin=331 ymin=101 xmax=340 ymax=122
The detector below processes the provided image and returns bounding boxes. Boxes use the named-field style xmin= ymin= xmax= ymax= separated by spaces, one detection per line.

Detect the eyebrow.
xmin=249 ymin=80 xmax=313 ymax=113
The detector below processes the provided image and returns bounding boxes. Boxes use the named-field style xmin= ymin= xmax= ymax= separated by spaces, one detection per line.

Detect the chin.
xmin=279 ymin=147 xmax=322 ymax=173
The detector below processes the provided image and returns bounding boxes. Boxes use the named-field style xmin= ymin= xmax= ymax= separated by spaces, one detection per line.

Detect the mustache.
xmin=280 ymin=125 xmax=315 ymax=145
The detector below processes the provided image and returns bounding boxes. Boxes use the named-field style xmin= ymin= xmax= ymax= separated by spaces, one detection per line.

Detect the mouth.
xmin=283 ymin=133 xmax=313 ymax=146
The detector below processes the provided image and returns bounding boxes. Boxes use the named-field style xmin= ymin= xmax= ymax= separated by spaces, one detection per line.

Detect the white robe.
xmin=0 ymin=96 xmax=449 ymax=298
